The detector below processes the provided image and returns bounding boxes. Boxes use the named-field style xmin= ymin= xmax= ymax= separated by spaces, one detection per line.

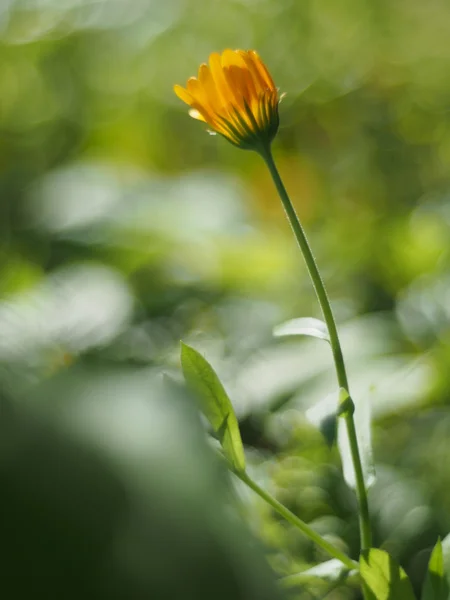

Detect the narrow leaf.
xmin=180 ymin=342 xmax=245 ymax=472
xmin=281 ymin=559 xmax=351 ymax=588
xmin=360 ymin=548 xmax=416 ymax=600
xmin=422 ymin=538 xmax=449 ymax=600
xmin=273 ymin=317 xmax=330 ymax=342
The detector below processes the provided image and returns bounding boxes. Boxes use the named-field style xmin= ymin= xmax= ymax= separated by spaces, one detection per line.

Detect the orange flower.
xmin=174 ymin=49 xmax=280 ymax=150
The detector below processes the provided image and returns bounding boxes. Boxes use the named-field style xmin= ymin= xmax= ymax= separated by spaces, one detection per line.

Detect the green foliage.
xmin=0 ymin=387 xmax=282 ymax=600
xmin=422 ymin=539 xmax=449 ymax=600
xmin=181 ymin=342 xmax=245 ymax=472
xmin=360 ymin=549 xmax=416 ymax=600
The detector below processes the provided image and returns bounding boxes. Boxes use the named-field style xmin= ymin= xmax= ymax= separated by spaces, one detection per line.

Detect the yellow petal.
xmin=249 ymin=50 xmax=276 ymax=90
xmin=209 ymin=52 xmax=233 ymax=110
xmin=198 ymin=63 xmax=222 ymax=114
xmin=173 ymin=84 xmax=194 ymax=106
xmin=186 ymin=77 xmax=215 ymax=115
xmin=221 ymin=50 xmax=256 ymax=118
xmin=237 ymin=51 xmax=267 ymax=94
xmin=237 ymin=57 xmax=258 ymax=100
xmin=186 ymin=77 xmax=202 ymax=97
xmin=221 ymin=49 xmax=243 ymax=69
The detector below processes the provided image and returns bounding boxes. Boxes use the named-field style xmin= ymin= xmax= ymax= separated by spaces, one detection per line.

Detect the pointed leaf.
xmin=273 ymin=317 xmax=330 ymax=342
xmin=281 ymin=559 xmax=354 ymax=588
xmin=180 ymin=342 xmax=245 ymax=472
xmin=360 ymin=548 xmax=416 ymax=600
xmin=301 ymin=559 xmax=348 ymax=580
xmin=422 ymin=538 xmax=449 ymax=600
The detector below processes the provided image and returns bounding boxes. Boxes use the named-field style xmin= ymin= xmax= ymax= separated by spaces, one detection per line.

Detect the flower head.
xmin=174 ymin=49 xmax=280 ymax=151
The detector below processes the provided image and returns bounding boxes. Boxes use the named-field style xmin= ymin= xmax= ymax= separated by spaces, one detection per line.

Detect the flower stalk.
xmin=258 ymin=143 xmax=372 ymax=551
xmin=174 ymin=48 xmax=372 ymax=553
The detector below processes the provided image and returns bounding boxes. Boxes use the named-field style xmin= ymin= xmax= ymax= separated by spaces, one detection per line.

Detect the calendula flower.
xmin=174 ymin=49 xmax=280 ymax=151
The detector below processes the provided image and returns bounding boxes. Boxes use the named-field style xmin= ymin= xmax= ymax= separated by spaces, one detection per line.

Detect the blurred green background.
xmin=1 ymin=0 xmax=450 ymax=598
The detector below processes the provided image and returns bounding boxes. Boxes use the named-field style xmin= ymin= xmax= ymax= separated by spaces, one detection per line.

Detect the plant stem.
xmin=259 ymin=144 xmax=372 ymax=551
xmin=235 ymin=470 xmax=358 ymax=571
xmin=344 ymin=405 xmax=372 ymax=550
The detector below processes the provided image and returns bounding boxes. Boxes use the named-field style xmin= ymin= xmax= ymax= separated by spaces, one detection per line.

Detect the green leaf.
xmin=180 ymin=342 xmax=245 ymax=472
xmin=441 ymin=533 xmax=450 ymax=589
xmin=422 ymin=538 xmax=449 ymax=600
xmin=360 ymin=548 xmax=416 ymax=600
xmin=281 ymin=559 xmax=354 ymax=588
xmin=273 ymin=317 xmax=330 ymax=342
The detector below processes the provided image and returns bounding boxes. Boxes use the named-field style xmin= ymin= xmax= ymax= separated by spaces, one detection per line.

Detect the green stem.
xmin=344 ymin=407 xmax=372 ymax=550
xmin=235 ymin=470 xmax=358 ymax=571
xmin=259 ymin=144 xmax=372 ymax=551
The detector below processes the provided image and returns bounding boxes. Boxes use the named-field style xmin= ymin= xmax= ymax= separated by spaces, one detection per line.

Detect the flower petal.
xmin=173 ymin=84 xmax=194 ymax=106
xmin=198 ymin=63 xmax=222 ymax=114
xmin=237 ymin=51 xmax=267 ymax=94
xmin=249 ymin=50 xmax=276 ymax=90
xmin=209 ymin=52 xmax=233 ymax=110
